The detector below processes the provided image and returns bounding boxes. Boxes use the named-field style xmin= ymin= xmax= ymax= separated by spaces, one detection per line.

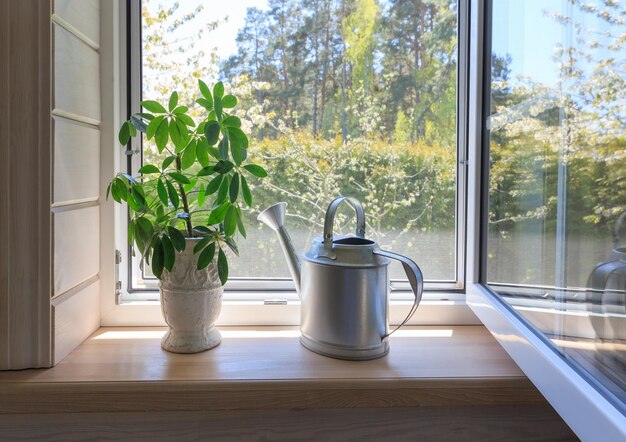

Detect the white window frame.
xmin=101 ymin=0 xmax=477 ymax=326
xmin=99 ymin=0 xmax=626 ymax=435
xmin=463 ymin=0 xmax=626 ymax=438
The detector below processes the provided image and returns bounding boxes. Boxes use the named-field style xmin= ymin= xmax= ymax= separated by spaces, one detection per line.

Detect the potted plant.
xmin=108 ymin=80 xmax=267 ymax=353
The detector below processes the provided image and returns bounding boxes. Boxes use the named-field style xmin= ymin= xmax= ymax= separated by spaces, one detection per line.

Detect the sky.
xmin=145 ymin=0 xmax=619 ymax=89
xmin=491 ymin=0 xmax=562 ymax=87
xmin=145 ymin=0 xmax=268 ymax=60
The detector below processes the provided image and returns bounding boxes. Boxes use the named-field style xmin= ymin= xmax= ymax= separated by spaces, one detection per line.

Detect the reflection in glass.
xmin=486 ymin=0 xmax=626 ymax=411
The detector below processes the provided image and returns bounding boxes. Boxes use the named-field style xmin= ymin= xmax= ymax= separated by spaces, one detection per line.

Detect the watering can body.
xmin=259 ymin=196 xmax=424 ymax=360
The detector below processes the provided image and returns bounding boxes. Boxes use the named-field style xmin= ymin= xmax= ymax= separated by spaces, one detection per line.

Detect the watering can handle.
xmin=374 ymin=249 xmax=424 ymax=340
xmin=323 ymin=196 xmax=366 ymax=249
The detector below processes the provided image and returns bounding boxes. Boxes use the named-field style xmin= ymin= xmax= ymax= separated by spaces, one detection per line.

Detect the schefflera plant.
xmin=107 ymin=80 xmax=267 ymax=284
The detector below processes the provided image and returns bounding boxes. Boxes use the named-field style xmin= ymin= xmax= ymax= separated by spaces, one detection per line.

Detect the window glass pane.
xmin=486 ymin=0 xmax=626 ymax=410
xmin=137 ymin=0 xmax=458 ymax=286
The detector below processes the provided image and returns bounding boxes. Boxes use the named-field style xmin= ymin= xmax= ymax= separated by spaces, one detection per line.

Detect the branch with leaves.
xmin=107 ymin=80 xmax=268 ymax=284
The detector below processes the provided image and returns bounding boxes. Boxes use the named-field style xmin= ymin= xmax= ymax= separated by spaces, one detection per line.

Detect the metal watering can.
xmin=258 ymin=196 xmax=424 ymax=360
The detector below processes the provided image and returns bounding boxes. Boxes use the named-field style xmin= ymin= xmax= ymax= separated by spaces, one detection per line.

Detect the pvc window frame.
xmin=104 ymin=0 xmax=475 ymax=326
xmin=463 ymin=0 xmax=626 ymax=438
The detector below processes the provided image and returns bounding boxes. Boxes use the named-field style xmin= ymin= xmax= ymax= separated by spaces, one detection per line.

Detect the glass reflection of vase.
xmin=587 ymin=212 xmax=626 ymax=369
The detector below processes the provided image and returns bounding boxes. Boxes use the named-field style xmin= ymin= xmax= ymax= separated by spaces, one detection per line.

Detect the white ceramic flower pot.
xmin=159 ymin=238 xmax=223 ymax=353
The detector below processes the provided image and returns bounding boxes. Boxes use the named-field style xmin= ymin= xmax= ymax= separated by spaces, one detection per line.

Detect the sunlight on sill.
xmin=92 ymin=328 xmax=454 ymax=340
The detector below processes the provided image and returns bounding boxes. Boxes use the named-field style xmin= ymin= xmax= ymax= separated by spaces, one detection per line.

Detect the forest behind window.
xmin=138 ymin=0 xmax=459 ymax=283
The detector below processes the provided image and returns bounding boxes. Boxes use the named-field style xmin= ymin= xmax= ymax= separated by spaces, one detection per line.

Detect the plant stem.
xmin=175 ymin=156 xmax=194 ymax=237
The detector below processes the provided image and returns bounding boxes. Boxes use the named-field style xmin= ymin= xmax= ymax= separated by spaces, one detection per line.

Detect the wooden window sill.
xmin=0 ymin=325 xmax=548 ymax=414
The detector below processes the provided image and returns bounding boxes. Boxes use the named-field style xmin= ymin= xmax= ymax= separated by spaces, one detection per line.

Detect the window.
xmin=122 ymin=0 xmax=467 ymax=299
xmin=483 ymin=0 xmax=626 ymax=413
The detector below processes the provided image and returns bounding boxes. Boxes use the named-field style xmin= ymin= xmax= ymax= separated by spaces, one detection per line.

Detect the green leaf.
xmin=230 ymin=138 xmax=244 ymax=166
xmin=217 ymin=175 xmax=230 ymax=203
xmin=130 ymin=116 xmax=147 ymax=134
xmin=156 ymin=205 xmax=165 ymax=221
xmin=198 ymin=79 xmax=213 ymax=104
xmin=193 ymin=236 xmax=211 ymax=253
xmin=172 ymin=106 xmax=188 ymax=115
xmin=183 ymin=177 xmax=197 ymax=193
xmin=241 ymin=175 xmax=252 ymax=207
xmin=204 ymin=121 xmax=220 ymax=145
xmin=229 ymin=172 xmax=240 ymax=203
xmin=142 ymin=100 xmax=167 ymax=114
xmin=196 ymin=165 xmax=214 ymax=176
xmin=131 ymin=186 xmax=146 ymax=207
xmin=146 ymin=115 xmax=165 ymax=140
xmin=169 ymin=118 xmax=184 ymax=150
xmin=214 ymin=96 xmax=223 ymax=120
xmin=168 ymin=92 xmax=178 ymax=112
xmin=224 ymin=205 xmax=237 ymax=237
xmin=127 ymin=219 xmax=135 ymax=245
xmin=110 ymin=181 xmax=121 ymax=202
xmin=196 ymin=139 xmax=210 ymax=167
xmin=213 ymin=81 xmax=224 ymax=100
xmin=113 ymin=178 xmax=128 ymax=201
xmin=126 ymin=190 xmax=141 ymax=211
xmin=177 ymin=113 xmax=195 ymax=126
xmin=217 ymin=247 xmax=228 ymax=285
xmin=205 ymin=175 xmax=223 ymax=195
xmin=236 ymin=207 xmax=247 ymax=238
xmin=128 ymin=119 xmax=139 ymax=136
xmin=121 ymin=173 xmax=137 ymax=184
xmin=157 ymin=178 xmax=168 ymax=205
xmin=222 ymin=115 xmax=241 ymax=128
xmin=207 ymin=201 xmax=230 ymax=225
xmin=228 ymin=127 xmax=249 ymax=150
xmin=106 ymin=182 xmax=112 ymax=201
xmin=151 ymin=239 xmax=164 ymax=278
xmin=196 ymin=98 xmax=212 ymax=109
xmin=208 ymin=147 xmax=220 ymax=159
xmin=181 ymin=140 xmax=197 ymax=170
xmin=155 ymin=118 xmax=169 ymax=152
xmin=136 ymin=112 xmax=155 ymax=120
xmin=118 ymin=121 xmax=131 ymax=145
xmin=193 ymin=225 xmax=212 ymax=235
xmin=197 ymin=242 xmax=216 ymax=270
xmin=168 ymin=172 xmax=190 ymax=185
xmin=135 ymin=217 xmax=154 ymax=251
xmin=138 ymin=164 xmax=160 ymax=174
xmin=218 ymin=134 xmax=229 ymax=160
xmin=161 ymin=235 xmax=175 ymax=272
xmin=214 ymin=160 xmax=234 ymax=174
xmin=197 ymin=183 xmax=206 ymax=207
xmin=243 ymin=164 xmax=268 ymax=177
xmin=167 ymin=226 xmax=186 ymax=252
xmin=222 ymin=95 xmax=237 ymax=108
xmin=136 ymin=216 xmax=153 ymax=234
xmin=162 ymin=155 xmax=177 ymax=170
xmin=165 ymin=179 xmax=179 ymax=209
xmin=175 ymin=118 xmax=190 ymax=151
xmin=225 ymin=237 xmax=239 ymax=256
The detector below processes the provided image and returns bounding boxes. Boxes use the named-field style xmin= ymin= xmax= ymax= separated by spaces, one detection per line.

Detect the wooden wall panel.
xmin=52 ymin=280 xmax=100 ymax=364
xmin=53 ymin=24 xmax=100 ymax=122
xmin=0 ymin=0 xmax=53 ymax=370
xmin=53 ymin=0 xmax=100 ymax=47
xmin=53 ymin=117 xmax=100 ymax=206
xmin=53 ymin=206 xmax=100 ymax=297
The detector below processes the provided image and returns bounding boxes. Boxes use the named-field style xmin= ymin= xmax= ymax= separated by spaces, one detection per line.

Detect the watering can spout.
xmin=258 ymin=202 xmax=302 ymax=295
